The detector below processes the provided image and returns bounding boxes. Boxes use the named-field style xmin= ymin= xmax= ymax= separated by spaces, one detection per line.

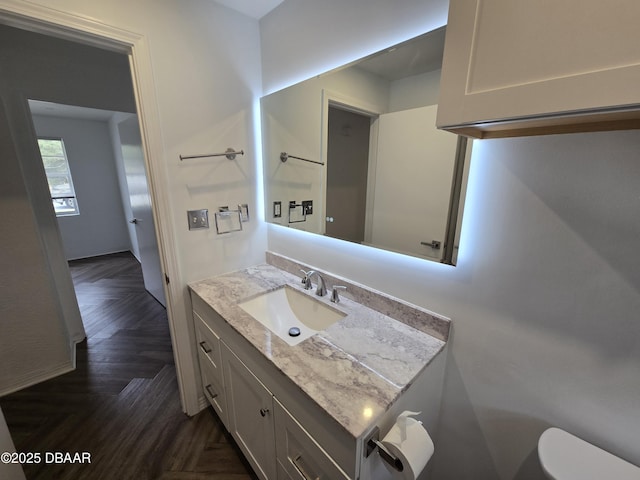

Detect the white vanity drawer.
xmin=200 ymin=351 xmax=228 ymax=426
xmin=194 ymin=311 xmax=224 ymax=382
xmin=274 ymin=399 xmax=350 ymax=480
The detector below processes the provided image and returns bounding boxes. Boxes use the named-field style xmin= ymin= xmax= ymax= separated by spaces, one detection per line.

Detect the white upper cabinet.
xmin=436 ymin=0 xmax=640 ymax=138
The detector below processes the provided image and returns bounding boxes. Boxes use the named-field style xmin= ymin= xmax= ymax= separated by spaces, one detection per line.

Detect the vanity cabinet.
xmin=189 ymin=262 xmax=449 ymax=480
xmin=437 ymin=0 xmax=640 ymax=138
xmin=191 ymin=292 xmax=355 ymax=480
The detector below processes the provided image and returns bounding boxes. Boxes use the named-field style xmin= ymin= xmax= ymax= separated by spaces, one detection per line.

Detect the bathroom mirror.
xmin=261 ymin=27 xmax=471 ymax=265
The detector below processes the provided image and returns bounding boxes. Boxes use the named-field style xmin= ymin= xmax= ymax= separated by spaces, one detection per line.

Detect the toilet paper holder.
xmin=365 ymin=426 xmax=404 ymax=472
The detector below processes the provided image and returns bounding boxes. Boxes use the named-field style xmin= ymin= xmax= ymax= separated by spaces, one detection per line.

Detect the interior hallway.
xmin=0 ymin=252 xmax=256 ymax=480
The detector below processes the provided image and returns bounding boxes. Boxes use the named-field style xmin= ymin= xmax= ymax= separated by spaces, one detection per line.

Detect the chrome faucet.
xmin=312 ymin=271 xmax=327 ymax=296
xmin=300 ymin=269 xmax=327 ymax=296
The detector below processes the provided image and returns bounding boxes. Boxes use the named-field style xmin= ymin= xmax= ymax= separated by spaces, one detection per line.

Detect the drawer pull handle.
xmin=205 ymin=384 xmax=218 ymax=399
xmin=259 ymin=408 xmax=270 ymax=417
xmin=199 ymin=341 xmax=212 ymax=354
xmin=292 ymin=454 xmax=319 ymax=480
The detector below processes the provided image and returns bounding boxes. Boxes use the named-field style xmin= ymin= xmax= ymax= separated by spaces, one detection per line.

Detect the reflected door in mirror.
xmin=326 ymin=106 xmax=372 ymax=243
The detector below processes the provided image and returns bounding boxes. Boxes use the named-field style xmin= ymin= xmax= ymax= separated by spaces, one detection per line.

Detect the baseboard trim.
xmin=66 ymin=250 xmax=133 ymax=262
xmin=0 ymin=361 xmax=74 ymax=397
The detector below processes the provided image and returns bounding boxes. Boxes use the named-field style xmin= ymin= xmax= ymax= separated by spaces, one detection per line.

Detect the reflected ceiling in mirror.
xmin=261 ymin=27 xmax=471 ymax=265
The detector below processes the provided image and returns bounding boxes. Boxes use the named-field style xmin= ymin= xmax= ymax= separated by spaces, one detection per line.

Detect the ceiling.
xmin=355 ymin=27 xmax=446 ymax=81
xmin=28 ymin=100 xmax=128 ymax=121
xmin=212 ymin=0 xmax=284 ymax=19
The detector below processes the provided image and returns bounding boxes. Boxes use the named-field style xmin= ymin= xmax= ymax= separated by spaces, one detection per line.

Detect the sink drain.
xmin=288 ymin=327 xmax=301 ymax=337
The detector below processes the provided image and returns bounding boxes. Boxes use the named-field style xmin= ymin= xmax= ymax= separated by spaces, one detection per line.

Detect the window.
xmin=37 ymin=138 xmax=79 ymax=216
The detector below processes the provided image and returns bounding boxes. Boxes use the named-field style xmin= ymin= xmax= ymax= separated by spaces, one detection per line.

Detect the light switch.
xmin=187 ymin=209 xmax=209 ymax=230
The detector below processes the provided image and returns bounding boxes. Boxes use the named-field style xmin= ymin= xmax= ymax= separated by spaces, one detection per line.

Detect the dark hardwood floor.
xmin=0 ymin=252 xmax=257 ymax=480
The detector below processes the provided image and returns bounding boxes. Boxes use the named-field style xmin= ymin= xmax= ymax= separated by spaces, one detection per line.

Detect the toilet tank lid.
xmin=538 ymin=428 xmax=640 ymax=480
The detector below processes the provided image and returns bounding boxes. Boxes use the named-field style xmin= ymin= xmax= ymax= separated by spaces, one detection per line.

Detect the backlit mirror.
xmin=261 ymin=27 xmax=472 ymax=265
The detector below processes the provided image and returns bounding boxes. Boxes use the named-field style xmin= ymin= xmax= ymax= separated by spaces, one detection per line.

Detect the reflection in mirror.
xmin=261 ymin=27 xmax=472 ymax=265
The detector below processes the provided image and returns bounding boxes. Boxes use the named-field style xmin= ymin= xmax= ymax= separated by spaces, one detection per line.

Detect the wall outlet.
xmin=302 ymin=200 xmax=313 ymax=215
xmin=187 ymin=209 xmax=209 ymax=230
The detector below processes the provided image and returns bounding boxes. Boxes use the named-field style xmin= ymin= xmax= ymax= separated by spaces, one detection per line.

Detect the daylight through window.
xmin=37 ymin=138 xmax=79 ymax=216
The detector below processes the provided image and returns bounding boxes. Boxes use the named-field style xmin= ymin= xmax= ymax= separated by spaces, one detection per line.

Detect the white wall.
xmin=262 ymin=1 xmax=640 ymax=479
xmin=31 ymin=114 xmax=131 ymax=260
xmin=389 ymin=68 xmax=441 ymax=112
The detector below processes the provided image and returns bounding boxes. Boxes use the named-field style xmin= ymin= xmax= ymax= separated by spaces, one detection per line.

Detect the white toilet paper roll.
xmin=381 ymin=412 xmax=434 ymax=480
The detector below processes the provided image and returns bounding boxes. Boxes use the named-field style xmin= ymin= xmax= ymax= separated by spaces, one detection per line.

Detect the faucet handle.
xmin=331 ymin=285 xmax=347 ymax=303
xmin=300 ymin=269 xmax=314 ymax=290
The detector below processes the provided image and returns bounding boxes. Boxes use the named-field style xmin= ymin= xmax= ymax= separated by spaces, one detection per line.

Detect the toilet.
xmin=538 ymin=427 xmax=640 ymax=480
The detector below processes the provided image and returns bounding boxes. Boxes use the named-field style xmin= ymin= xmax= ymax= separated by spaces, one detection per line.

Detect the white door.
xmin=117 ymin=116 xmax=166 ymax=306
xmin=370 ymin=105 xmax=459 ymax=261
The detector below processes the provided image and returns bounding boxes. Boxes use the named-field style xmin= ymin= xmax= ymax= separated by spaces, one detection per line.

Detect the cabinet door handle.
xmin=259 ymin=408 xmax=270 ymax=417
xmin=199 ymin=341 xmax=212 ymax=354
xmin=292 ymin=454 xmax=320 ymax=480
xmin=205 ymin=384 xmax=218 ymax=399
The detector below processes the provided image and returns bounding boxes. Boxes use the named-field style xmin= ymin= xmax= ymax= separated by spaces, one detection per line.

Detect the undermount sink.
xmin=238 ymin=285 xmax=346 ymax=346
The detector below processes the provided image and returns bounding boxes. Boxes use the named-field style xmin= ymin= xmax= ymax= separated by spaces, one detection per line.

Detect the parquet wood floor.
xmin=0 ymin=252 xmax=257 ymax=480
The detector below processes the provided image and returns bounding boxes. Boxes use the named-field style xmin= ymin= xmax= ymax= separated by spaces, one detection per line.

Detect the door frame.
xmin=0 ymin=1 xmax=198 ymax=414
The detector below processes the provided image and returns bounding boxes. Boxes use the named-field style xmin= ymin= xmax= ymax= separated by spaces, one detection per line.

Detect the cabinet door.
xmin=274 ymin=399 xmax=350 ymax=480
xmin=437 ymin=0 xmax=640 ymax=138
xmin=223 ymin=344 xmax=276 ymax=480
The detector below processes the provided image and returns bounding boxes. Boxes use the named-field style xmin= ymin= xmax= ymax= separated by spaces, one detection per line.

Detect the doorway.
xmin=0 ymin=0 xmax=196 ymax=418
xmin=0 ymin=17 xmax=190 ymax=411
xmin=325 ymin=105 xmax=375 ymax=243
xmin=28 ymin=100 xmax=166 ymax=307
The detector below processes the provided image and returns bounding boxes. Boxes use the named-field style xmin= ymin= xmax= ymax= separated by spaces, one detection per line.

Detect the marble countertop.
xmin=189 ymin=263 xmax=447 ymax=439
